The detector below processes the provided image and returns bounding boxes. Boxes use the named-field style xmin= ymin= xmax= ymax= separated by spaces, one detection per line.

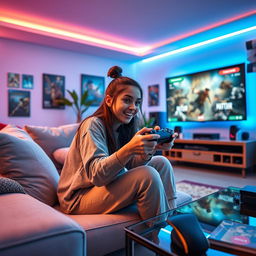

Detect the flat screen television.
xmin=166 ymin=63 xmax=246 ymax=122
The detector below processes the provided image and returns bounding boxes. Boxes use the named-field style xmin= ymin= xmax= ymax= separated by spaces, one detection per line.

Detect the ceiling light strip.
xmin=151 ymin=10 xmax=256 ymax=48
xmin=0 ymin=16 xmax=151 ymax=55
xmin=142 ymin=26 xmax=256 ymax=63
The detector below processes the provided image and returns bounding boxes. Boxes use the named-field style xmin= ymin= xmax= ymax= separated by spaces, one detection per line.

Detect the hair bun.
xmin=107 ymin=66 xmax=122 ymax=79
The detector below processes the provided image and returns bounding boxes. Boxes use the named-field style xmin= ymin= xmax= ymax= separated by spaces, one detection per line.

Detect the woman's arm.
xmin=116 ymin=127 xmax=159 ymax=168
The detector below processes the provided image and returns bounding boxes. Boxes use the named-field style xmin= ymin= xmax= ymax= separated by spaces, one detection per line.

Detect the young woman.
xmin=57 ymin=66 xmax=177 ymax=220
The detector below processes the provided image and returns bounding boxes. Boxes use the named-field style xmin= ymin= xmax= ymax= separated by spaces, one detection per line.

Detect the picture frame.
xmin=148 ymin=84 xmax=159 ymax=106
xmin=8 ymin=89 xmax=30 ymax=117
xmin=22 ymin=74 xmax=34 ymax=89
xmin=42 ymin=73 xmax=65 ymax=109
xmin=81 ymin=74 xmax=105 ymax=106
xmin=7 ymin=73 xmax=20 ymax=88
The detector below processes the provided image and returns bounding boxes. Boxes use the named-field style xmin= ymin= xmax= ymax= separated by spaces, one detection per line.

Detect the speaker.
xmin=174 ymin=126 xmax=183 ymax=138
xmin=246 ymin=40 xmax=256 ymax=73
xmin=168 ymin=214 xmax=209 ymax=256
xmin=246 ymin=39 xmax=256 ymax=50
xmin=247 ymin=62 xmax=256 ymax=73
xmin=149 ymin=112 xmax=165 ymax=128
xmin=242 ymin=132 xmax=249 ymax=141
xmin=229 ymin=125 xmax=239 ymax=140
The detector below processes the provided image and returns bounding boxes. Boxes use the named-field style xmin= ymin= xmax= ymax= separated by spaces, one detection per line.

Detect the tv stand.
xmin=163 ymin=139 xmax=256 ymax=177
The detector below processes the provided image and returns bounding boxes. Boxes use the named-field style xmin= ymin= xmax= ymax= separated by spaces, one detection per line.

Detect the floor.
xmin=106 ymin=163 xmax=256 ymax=256
xmin=173 ymin=162 xmax=256 ymax=188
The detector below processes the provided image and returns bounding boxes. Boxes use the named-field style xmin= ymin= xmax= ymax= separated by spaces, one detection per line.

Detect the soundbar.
xmin=193 ymin=133 xmax=220 ymax=140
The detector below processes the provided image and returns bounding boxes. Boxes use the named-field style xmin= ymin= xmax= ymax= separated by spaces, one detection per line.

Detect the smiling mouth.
xmin=124 ymin=113 xmax=134 ymax=118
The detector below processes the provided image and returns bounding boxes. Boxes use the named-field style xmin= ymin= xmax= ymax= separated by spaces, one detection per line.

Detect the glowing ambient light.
xmin=142 ymin=26 xmax=256 ymax=63
xmin=0 ymin=16 xmax=151 ymax=55
xmin=150 ymin=10 xmax=256 ymax=49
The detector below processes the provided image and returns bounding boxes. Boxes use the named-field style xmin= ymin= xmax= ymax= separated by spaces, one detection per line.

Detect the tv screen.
xmin=166 ymin=64 xmax=246 ymax=122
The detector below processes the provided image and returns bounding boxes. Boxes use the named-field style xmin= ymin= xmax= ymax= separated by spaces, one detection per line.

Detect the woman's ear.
xmin=105 ymin=95 xmax=113 ymax=107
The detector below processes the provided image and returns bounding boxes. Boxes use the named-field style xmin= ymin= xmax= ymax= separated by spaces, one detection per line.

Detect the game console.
xmin=149 ymin=128 xmax=174 ymax=144
xmin=240 ymin=185 xmax=256 ymax=206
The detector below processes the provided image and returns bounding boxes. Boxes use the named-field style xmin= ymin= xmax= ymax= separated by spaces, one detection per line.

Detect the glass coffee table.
xmin=125 ymin=187 xmax=256 ymax=256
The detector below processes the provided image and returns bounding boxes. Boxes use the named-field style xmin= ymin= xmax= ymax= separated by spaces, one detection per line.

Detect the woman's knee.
xmin=150 ymin=155 xmax=173 ymax=171
xmin=134 ymin=166 xmax=162 ymax=185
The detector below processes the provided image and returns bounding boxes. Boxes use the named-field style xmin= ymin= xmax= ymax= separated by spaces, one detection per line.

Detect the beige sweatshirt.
xmin=57 ymin=116 xmax=147 ymax=213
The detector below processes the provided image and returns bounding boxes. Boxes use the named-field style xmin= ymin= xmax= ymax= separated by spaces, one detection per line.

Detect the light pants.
xmin=74 ymin=156 xmax=176 ymax=220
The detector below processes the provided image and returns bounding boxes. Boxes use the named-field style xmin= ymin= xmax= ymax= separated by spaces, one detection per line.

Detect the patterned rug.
xmin=177 ymin=180 xmax=223 ymax=201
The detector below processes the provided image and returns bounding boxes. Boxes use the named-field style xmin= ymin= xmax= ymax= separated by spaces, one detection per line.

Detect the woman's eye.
xmin=123 ymin=98 xmax=131 ymax=104
xmin=135 ymin=101 xmax=141 ymax=106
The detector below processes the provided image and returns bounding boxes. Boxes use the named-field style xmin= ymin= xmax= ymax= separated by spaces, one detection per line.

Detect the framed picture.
xmin=8 ymin=90 xmax=30 ymax=117
xmin=42 ymin=73 xmax=65 ymax=109
xmin=81 ymin=74 xmax=105 ymax=106
xmin=148 ymin=84 xmax=159 ymax=106
xmin=8 ymin=73 xmax=20 ymax=88
xmin=22 ymin=74 xmax=34 ymax=89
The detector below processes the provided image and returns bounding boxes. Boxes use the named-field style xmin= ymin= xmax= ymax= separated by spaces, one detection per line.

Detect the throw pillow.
xmin=0 ymin=177 xmax=26 ymax=194
xmin=0 ymin=122 xmax=7 ymax=130
xmin=24 ymin=123 xmax=79 ymax=168
xmin=0 ymin=125 xmax=59 ymax=206
xmin=53 ymin=147 xmax=70 ymax=165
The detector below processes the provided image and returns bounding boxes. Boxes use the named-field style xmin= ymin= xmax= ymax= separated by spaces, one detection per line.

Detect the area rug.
xmin=177 ymin=180 xmax=223 ymax=201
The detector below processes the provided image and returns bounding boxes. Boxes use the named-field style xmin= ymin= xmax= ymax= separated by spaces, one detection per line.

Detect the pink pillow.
xmin=53 ymin=147 xmax=70 ymax=165
xmin=24 ymin=123 xmax=79 ymax=168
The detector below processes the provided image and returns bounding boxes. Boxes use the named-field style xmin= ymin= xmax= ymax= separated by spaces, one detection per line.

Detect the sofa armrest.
xmin=0 ymin=193 xmax=86 ymax=256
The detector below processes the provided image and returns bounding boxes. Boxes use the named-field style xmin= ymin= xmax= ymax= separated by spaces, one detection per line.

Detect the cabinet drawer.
xmin=182 ymin=151 xmax=213 ymax=162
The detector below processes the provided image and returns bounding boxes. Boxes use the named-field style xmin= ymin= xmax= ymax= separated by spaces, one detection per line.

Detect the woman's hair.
xmin=77 ymin=66 xmax=143 ymax=154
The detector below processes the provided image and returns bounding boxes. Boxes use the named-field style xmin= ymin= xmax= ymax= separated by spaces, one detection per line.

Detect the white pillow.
xmin=53 ymin=147 xmax=70 ymax=165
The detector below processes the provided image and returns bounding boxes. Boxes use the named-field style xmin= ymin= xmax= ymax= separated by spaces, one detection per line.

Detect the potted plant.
xmin=57 ymin=89 xmax=95 ymax=123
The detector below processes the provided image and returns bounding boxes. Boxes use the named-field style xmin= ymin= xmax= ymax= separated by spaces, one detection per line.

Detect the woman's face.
xmin=106 ymin=85 xmax=142 ymax=126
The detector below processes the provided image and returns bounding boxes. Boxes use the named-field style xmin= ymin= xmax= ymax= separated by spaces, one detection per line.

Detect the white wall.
xmin=134 ymin=30 xmax=256 ymax=140
xmin=0 ymin=38 xmax=133 ymax=127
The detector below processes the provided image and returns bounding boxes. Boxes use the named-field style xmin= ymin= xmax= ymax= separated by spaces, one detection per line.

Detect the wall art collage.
xmin=8 ymin=73 xmax=34 ymax=117
xmin=7 ymin=73 xmax=105 ymax=117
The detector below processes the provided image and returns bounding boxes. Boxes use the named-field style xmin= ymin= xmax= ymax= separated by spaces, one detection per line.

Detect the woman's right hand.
xmin=126 ymin=127 xmax=160 ymax=156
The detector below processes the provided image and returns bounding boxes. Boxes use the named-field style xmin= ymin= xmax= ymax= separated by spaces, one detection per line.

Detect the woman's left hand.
xmin=154 ymin=126 xmax=178 ymax=151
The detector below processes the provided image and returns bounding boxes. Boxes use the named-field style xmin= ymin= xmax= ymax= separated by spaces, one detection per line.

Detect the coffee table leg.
xmin=126 ymin=233 xmax=134 ymax=256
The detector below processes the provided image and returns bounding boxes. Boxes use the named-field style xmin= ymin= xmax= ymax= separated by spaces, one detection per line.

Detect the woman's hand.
xmin=116 ymin=127 xmax=160 ymax=166
xmin=126 ymin=127 xmax=160 ymax=156
xmin=154 ymin=126 xmax=178 ymax=151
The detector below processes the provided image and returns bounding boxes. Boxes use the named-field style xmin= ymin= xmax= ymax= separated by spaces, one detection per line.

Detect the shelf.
xmin=163 ymin=139 xmax=256 ymax=177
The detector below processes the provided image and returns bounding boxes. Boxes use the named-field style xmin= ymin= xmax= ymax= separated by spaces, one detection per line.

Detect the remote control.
xmin=149 ymin=128 xmax=174 ymax=144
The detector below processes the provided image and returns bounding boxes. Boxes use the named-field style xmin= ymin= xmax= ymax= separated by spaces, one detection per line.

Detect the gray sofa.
xmin=0 ymin=123 xmax=192 ymax=256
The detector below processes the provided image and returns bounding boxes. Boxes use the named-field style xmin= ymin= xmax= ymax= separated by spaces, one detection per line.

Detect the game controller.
xmin=149 ymin=128 xmax=174 ymax=144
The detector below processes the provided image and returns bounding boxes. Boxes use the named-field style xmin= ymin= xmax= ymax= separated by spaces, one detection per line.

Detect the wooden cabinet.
xmin=163 ymin=139 xmax=256 ymax=177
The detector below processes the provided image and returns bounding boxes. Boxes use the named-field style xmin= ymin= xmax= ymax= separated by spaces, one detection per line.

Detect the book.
xmin=209 ymin=220 xmax=256 ymax=250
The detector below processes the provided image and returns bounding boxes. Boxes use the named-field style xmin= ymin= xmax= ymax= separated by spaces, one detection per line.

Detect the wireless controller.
xmin=149 ymin=128 xmax=174 ymax=144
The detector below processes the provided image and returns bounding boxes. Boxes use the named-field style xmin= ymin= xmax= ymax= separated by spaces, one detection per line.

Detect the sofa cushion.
xmin=54 ymin=204 xmax=140 ymax=256
xmin=24 ymin=123 xmax=79 ymax=168
xmin=0 ymin=125 xmax=59 ymax=206
xmin=0 ymin=193 xmax=86 ymax=256
xmin=0 ymin=177 xmax=26 ymax=194
xmin=53 ymin=147 xmax=69 ymax=165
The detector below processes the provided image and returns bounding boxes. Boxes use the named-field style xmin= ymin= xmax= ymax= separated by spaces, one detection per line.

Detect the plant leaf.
xmin=81 ymin=90 xmax=89 ymax=105
xmin=55 ymin=98 xmax=73 ymax=106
